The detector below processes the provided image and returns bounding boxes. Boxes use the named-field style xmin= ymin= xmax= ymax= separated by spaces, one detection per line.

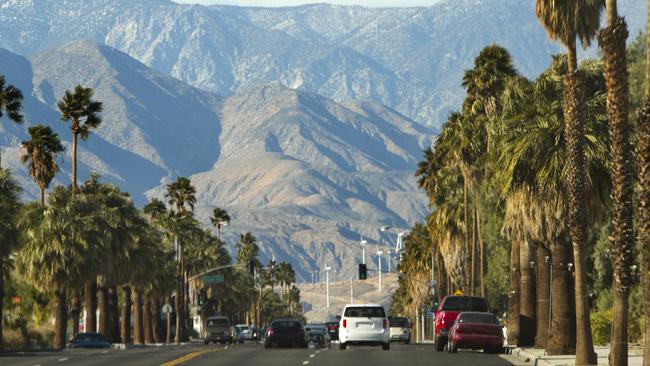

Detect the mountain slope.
xmin=0 ymin=0 xmax=644 ymax=128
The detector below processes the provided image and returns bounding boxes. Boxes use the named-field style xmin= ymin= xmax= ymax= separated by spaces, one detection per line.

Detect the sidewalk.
xmin=511 ymin=346 xmax=643 ymax=366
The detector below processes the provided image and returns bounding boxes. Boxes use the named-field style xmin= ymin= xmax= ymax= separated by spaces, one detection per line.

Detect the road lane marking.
xmin=309 ymin=354 xmax=315 ymax=358
xmin=160 ymin=347 xmax=226 ymax=366
xmin=302 ymin=362 xmax=309 ymax=365
xmin=58 ymin=357 xmax=69 ymax=362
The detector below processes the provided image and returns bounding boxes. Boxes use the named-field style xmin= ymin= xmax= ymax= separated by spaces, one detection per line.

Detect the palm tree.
xmin=0 ymin=75 xmax=23 ymax=167
xmin=210 ymin=207 xmax=230 ymax=239
xmin=597 ymin=1 xmax=636 ymax=363
xmin=19 ymin=186 xmax=101 ymax=349
xmin=496 ymin=56 xmax=609 ymax=357
xmin=0 ymin=168 xmax=21 ymax=350
xmin=57 ymin=85 xmax=103 ymax=195
xmin=535 ymin=2 xmax=603 ymax=363
xmin=236 ymin=232 xmax=260 ymax=267
xmin=165 ymin=176 xmax=196 ymax=343
xmin=20 ymin=125 xmax=65 ymax=206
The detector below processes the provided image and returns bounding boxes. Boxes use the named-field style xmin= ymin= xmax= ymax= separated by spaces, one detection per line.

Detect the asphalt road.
xmin=0 ymin=342 xmax=529 ymax=366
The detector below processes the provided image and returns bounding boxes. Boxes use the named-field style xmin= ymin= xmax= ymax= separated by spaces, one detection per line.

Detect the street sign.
xmin=204 ymin=275 xmax=224 ymax=284
xmin=427 ymin=309 xmax=435 ymax=318
xmin=161 ymin=303 xmax=173 ymax=315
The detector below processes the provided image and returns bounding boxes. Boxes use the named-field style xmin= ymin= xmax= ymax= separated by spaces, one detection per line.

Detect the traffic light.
xmin=248 ymin=259 xmax=255 ymax=275
xmin=358 ymin=263 xmax=367 ymax=280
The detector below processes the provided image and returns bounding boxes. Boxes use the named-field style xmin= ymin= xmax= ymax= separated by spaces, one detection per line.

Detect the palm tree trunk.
xmin=563 ymin=52 xmax=597 ymax=363
xmin=599 ymin=10 xmax=635 ymax=366
xmin=133 ymin=287 xmax=144 ymax=345
xmin=535 ymin=244 xmax=551 ymax=349
xmin=471 ymin=205 xmax=478 ymax=296
xmin=39 ymin=187 xmax=45 ymax=207
xmin=184 ymin=274 xmax=191 ymax=341
xmin=97 ymin=282 xmax=108 ymax=337
xmin=174 ymin=282 xmax=182 ymax=344
xmin=120 ymin=285 xmax=132 ymax=345
xmin=478 ymin=208 xmax=487 ymax=299
xmin=547 ymin=237 xmax=576 ymax=355
xmin=640 ymin=3 xmax=650 ymax=364
xmin=144 ymin=297 xmax=154 ymax=344
xmin=71 ymin=129 xmax=78 ymax=195
xmin=463 ymin=174 xmax=471 ymax=294
xmin=152 ymin=299 xmax=163 ymax=343
xmin=0 ymin=258 xmax=4 ymax=350
xmin=507 ymin=240 xmax=520 ymax=346
xmin=70 ymin=290 xmax=81 ymax=336
xmin=84 ymin=280 xmax=96 ymax=333
xmin=519 ymin=241 xmax=536 ymax=347
xmin=53 ymin=283 xmax=68 ymax=350
xmin=109 ymin=286 xmax=120 ymax=343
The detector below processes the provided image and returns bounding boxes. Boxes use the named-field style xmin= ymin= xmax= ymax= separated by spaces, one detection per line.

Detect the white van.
xmin=338 ymin=304 xmax=390 ymax=350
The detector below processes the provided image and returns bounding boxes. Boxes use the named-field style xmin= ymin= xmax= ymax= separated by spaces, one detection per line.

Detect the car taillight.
xmin=343 ymin=319 xmax=347 ymax=328
xmin=383 ymin=319 xmax=387 ymax=329
xmin=267 ymin=329 xmax=274 ymax=336
xmin=329 ymin=326 xmax=336 ymax=330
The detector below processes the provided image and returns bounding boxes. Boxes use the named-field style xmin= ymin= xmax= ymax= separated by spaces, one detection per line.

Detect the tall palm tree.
xmin=210 ymin=207 xmax=230 ymax=240
xmin=19 ymin=186 xmax=101 ymax=349
xmin=495 ymin=56 xmax=609 ymax=355
xmin=535 ymin=2 xmax=603 ymax=363
xmin=598 ymin=1 xmax=636 ymax=364
xmin=165 ymin=176 xmax=196 ymax=343
xmin=57 ymin=85 xmax=103 ymax=195
xmin=0 ymin=168 xmax=21 ymax=350
xmin=0 ymin=75 xmax=23 ymax=167
xmin=20 ymin=125 xmax=65 ymax=206
xmin=638 ymin=1 xmax=650 ymax=363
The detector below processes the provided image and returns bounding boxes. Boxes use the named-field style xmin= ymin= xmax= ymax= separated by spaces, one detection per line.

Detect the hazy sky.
xmin=172 ymin=0 xmax=441 ymax=7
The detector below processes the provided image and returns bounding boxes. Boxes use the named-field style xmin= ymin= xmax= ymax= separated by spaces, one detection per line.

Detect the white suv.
xmin=338 ymin=304 xmax=390 ymax=350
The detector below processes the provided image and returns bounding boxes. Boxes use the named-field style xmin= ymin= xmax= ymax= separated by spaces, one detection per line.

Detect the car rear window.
xmin=389 ymin=318 xmax=408 ymax=327
xmin=273 ymin=320 xmax=302 ymax=328
xmin=207 ymin=318 xmax=230 ymax=327
xmin=344 ymin=306 xmax=386 ymax=318
xmin=458 ymin=313 xmax=499 ymax=324
xmin=441 ymin=297 xmax=488 ymax=312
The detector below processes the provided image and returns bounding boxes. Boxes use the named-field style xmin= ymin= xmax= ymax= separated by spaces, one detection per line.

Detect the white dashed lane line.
xmin=302 ymin=361 xmax=309 ymax=365
xmin=58 ymin=357 xmax=69 ymax=362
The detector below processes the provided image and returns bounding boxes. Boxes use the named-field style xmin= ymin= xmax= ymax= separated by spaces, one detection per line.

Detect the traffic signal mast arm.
xmin=188 ymin=263 xmax=246 ymax=281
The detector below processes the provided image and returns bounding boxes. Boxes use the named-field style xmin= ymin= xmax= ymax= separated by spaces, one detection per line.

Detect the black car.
xmin=69 ymin=332 xmax=111 ymax=349
xmin=263 ymin=319 xmax=307 ymax=348
xmin=324 ymin=321 xmax=339 ymax=341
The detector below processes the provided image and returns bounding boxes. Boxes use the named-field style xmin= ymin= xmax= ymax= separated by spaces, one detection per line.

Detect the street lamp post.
xmin=387 ymin=250 xmax=391 ymax=273
xmin=324 ymin=266 xmax=332 ymax=310
xmin=360 ymin=239 xmax=367 ymax=264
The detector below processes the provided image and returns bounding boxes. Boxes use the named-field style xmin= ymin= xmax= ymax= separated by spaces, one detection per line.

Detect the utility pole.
xmin=325 ymin=266 xmax=332 ymax=310
xmin=377 ymin=250 xmax=383 ymax=291
xmin=350 ymin=279 xmax=354 ymax=303
xmin=387 ymin=250 xmax=391 ymax=273
xmin=360 ymin=239 xmax=367 ymax=264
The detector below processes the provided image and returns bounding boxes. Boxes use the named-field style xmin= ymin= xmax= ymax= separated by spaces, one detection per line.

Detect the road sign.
xmin=204 ymin=275 xmax=224 ymax=284
xmin=161 ymin=303 xmax=173 ymax=315
xmin=427 ymin=309 xmax=435 ymax=318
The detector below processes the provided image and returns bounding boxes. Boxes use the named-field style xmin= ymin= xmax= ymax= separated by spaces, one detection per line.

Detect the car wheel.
xmin=382 ymin=343 xmax=390 ymax=351
xmin=339 ymin=342 xmax=347 ymax=350
xmin=435 ymin=335 xmax=445 ymax=352
xmin=204 ymin=340 xmax=209 ymax=345
xmin=264 ymin=342 xmax=271 ymax=349
xmin=405 ymin=339 xmax=410 ymax=345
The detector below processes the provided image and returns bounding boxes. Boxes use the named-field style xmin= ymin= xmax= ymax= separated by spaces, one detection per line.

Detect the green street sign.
xmin=203 ymin=275 xmax=224 ymax=284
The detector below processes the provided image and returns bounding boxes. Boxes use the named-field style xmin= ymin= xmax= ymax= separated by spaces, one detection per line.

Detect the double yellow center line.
xmin=160 ymin=347 xmax=226 ymax=366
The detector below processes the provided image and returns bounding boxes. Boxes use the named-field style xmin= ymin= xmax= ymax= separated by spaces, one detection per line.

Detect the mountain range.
xmin=0 ymin=0 xmax=645 ymax=280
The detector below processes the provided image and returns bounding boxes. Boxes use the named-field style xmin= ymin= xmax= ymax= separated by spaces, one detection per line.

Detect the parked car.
xmin=205 ymin=316 xmax=234 ymax=344
xmin=305 ymin=324 xmax=331 ymax=345
xmin=263 ymin=319 xmax=307 ymax=348
xmin=338 ymin=304 xmax=390 ymax=351
xmin=388 ymin=317 xmax=411 ymax=344
xmin=69 ymin=332 xmax=111 ymax=349
xmin=234 ymin=324 xmax=249 ymax=343
xmin=447 ymin=312 xmax=504 ymax=354
xmin=324 ymin=321 xmax=339 ymax=341
xmin=241 ymin=326 xmax=260 ymax=341
xmin=434 ymin=296 xmax=489 ymax=352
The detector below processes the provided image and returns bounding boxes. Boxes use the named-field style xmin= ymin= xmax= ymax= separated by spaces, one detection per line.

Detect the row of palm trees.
xmin=395 ymin=1 xmax=649 ymax=365
xmin=0 ymin=78 xmax=301 ymax=349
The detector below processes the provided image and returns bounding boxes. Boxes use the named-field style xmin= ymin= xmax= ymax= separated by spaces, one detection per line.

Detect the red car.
xmin=447 ymin=312 xmax=504 ymax=354
xmin=434 ymin=295 xmax=489 ymax=352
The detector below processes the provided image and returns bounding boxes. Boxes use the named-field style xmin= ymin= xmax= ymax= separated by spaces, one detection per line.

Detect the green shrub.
xmin=591 ymin=308 xmax=644 ymax=346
